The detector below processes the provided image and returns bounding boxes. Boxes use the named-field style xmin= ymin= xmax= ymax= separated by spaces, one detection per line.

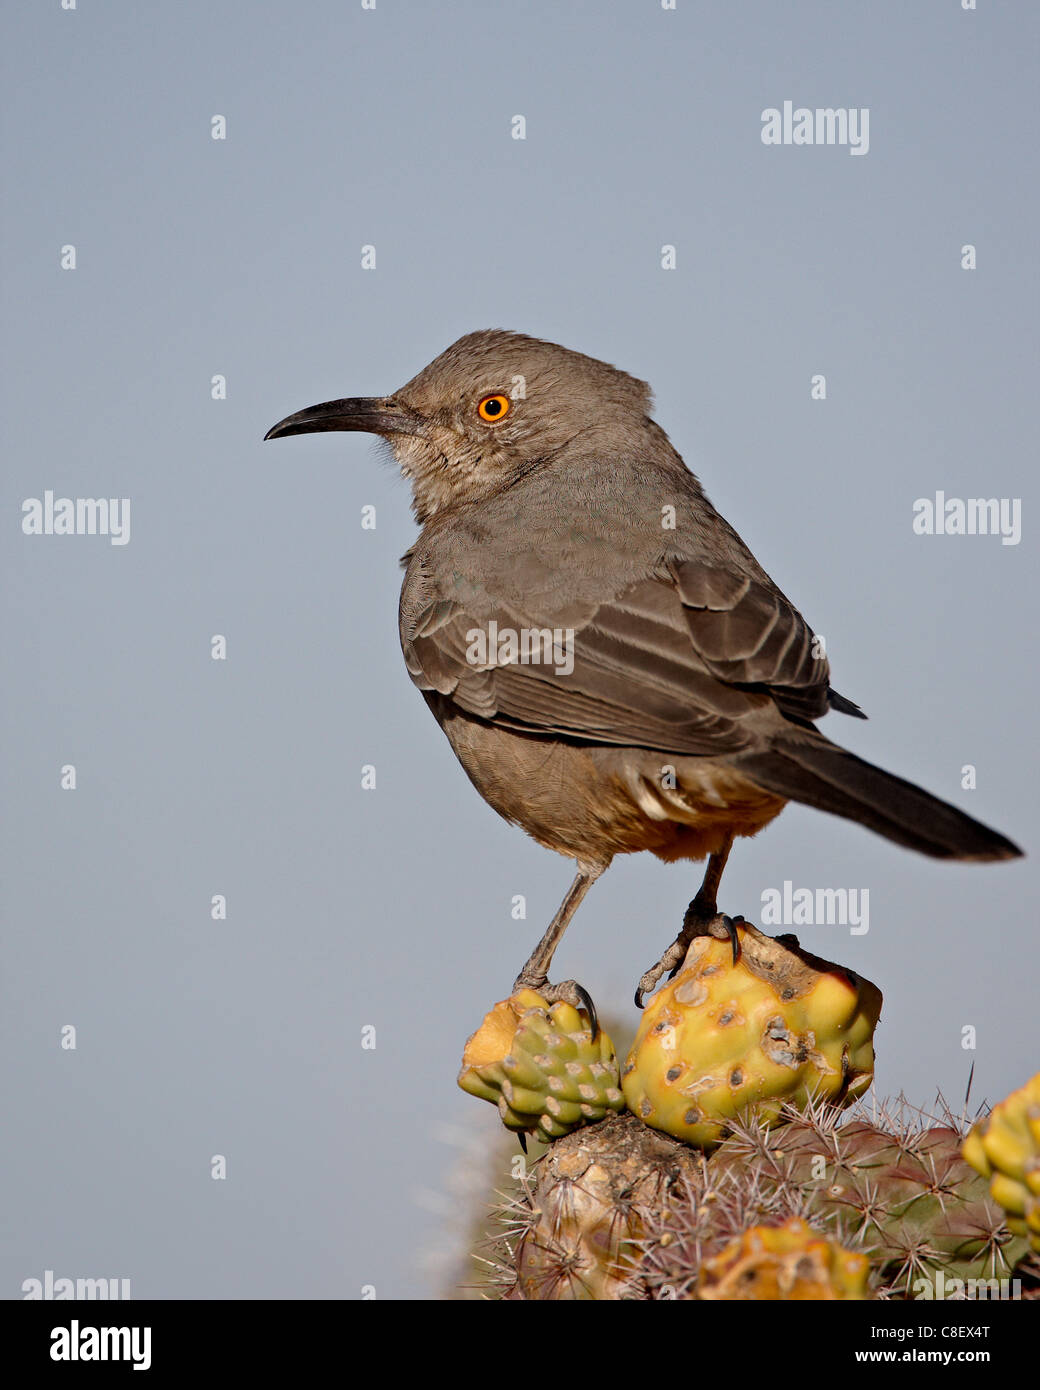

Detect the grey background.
xmin=3 ymin=0 xmax=1036 ymax=1300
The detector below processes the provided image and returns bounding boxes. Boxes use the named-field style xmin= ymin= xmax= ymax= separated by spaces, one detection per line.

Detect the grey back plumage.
xmin=397 ymin=332 xmax=839 ymax=757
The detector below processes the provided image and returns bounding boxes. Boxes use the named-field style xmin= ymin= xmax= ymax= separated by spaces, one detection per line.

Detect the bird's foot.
xmin=634 ymin=903 xmax=745 ymax=1009
xmin=511 ymin=971 xmax=599 ymax=1041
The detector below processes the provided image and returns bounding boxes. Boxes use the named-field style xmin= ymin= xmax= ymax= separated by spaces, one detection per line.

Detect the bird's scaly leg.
xmin=513 ymin=861 xmax=606 ymax=1038
xmin=634 ymin=833 xmax=743 ymax=1008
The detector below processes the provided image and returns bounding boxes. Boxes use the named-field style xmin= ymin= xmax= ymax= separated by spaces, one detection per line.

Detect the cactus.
xmin=963 ymin=1071 xmax=1040 ymax=1254
xmin=495 ymin=1112 xmax=701 ymax=1300
xmin=458 ymin=990 xmax=625 ymax=1144
xmin=482 ymin=1095 xmax=1032 ymax=1299
xmin=456 ymin=921 xmax=1034 ymax=1301
xmin=621 ymin=922 xmax=881 ymax=1148
xmin=707 ymin=1098 xmax=1029 ymax=1296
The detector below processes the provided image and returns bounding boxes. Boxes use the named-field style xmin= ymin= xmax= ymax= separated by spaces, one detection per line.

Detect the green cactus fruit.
xmin=697 ymin=1218 xmax=870 ymax=1300
xmin=963 ymin=1071 xmax=1040 ymax=1254
xmin=458 ymin=989 xmax=625 ymax=1143
xmin=622 ymin=922 xmax=881 ymax=1148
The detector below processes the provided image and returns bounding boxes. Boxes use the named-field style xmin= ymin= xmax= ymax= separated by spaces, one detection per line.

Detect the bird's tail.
xmin=734 ymin=735 xmax=1022 ymax=861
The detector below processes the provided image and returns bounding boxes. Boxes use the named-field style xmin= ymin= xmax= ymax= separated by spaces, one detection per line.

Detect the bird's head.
xmin=264 ymin=329 xmax=653 ymax=522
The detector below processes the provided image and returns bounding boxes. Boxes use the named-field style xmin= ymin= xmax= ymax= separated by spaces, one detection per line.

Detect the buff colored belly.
xmin=435 ymin=707 xmax=787 ymax=868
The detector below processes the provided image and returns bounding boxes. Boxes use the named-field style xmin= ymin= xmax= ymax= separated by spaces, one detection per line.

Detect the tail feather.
xmin=736 ymin=737 xmax=1022 ymax=862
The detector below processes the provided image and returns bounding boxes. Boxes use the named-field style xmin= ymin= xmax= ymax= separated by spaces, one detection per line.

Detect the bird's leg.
xmin=634 ymin=833 xmax=743 ymax=1008
xmin=512 ymin=861 xmax=606 ymax=1038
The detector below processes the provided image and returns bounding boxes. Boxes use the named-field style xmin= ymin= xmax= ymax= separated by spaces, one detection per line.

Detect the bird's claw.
xmin=512 ymin=975 xmax=599 ymax=1040
xmin=700 ymin=912 xmax=743 ymax=967
xmin=635 ymin=911 xmax=745 ymax=1008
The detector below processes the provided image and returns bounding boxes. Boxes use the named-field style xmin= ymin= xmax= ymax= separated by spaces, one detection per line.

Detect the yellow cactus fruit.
xmin=458 ymin=991 xmax=625 ymax=1143
xmin=623 ymin=921 xmax=882 ymax=1148
xmin=962 ymin=1071 xmax=1040 ymax=1252
xmin=698 ymin=1218 xmax=870 ymax=1300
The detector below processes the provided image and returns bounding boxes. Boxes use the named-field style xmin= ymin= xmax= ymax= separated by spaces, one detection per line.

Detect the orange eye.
xmin=477 ymin=394 xmax=511 ymax=423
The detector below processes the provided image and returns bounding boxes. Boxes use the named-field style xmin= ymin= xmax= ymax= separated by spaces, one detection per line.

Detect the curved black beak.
xmin=264 ymin=397 xmax=425 ymax=442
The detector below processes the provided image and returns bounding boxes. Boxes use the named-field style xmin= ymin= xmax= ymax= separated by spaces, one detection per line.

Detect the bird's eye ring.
xmin=477 ymin=394 xmax=511 ymax=423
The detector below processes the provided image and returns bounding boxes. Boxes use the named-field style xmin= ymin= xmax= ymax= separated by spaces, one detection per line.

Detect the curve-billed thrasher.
xmin=265 ymin=330 xmax=1021 ymax=1028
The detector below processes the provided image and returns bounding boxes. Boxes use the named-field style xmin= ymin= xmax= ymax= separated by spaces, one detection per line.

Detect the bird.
xmin=265 ymin=329 xmax=1022 ymax=1032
